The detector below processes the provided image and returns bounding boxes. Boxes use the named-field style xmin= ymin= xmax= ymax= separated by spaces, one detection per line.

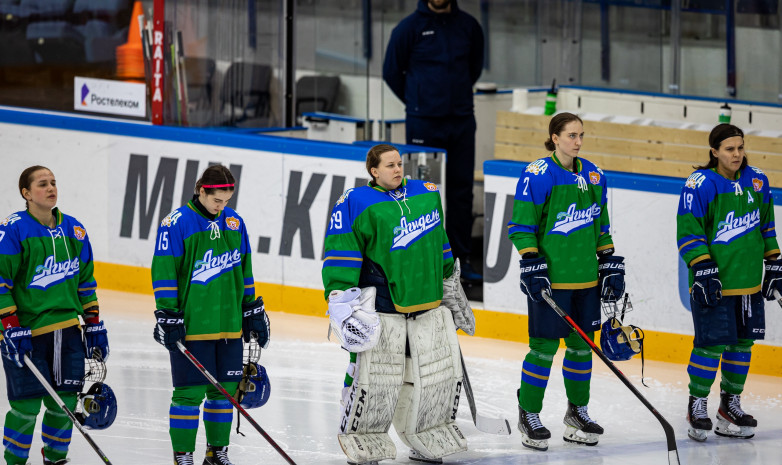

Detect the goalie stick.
xmin=176 ymin=341 xmax=298 ymax=465
xmin=23 ymin=355 xmax=113 ymax=465
xmin=774 ymin=289 xmax=782 ymax=309
xmin=541 ymin=291 xmax=680 ymax=465
xmin=459 ymin=351 xmax=512 ymax=435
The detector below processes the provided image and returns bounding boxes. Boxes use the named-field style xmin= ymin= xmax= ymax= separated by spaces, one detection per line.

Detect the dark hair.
xmin=365 ymin=143 xmax=399 ymax=181
xmin=695 ymin=123 xmax=747 ymax=171
xmin=544 ymin=112 xmax=584 ymax=152
xmin=194 ymin=165 xmax=236 ymax=195
xmin=19 ymin=165 xmax=52 ymax=208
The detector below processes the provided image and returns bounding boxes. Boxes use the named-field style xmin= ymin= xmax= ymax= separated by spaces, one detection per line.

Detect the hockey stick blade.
xmin=460 ymin=352 xmax=512 ymax=435
xmin=774 ymin=289 xmax=782 ymax=309
xmin=23 ymin=355 xmax=114 ymax=465
xmin=541 ymin=291 xmax=680 ymax=465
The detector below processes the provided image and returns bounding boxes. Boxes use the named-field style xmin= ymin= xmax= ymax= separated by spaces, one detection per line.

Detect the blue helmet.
xmin=237 ymin=363 xmax=270 ymax=409
xmin=76 ymin=383 xmax=117 ymax=430
xmin=600 ymin=317 xmax=644 ymax=362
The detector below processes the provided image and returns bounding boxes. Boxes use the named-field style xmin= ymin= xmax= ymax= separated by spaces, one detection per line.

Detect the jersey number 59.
xmin=329 ymin=211 xmax=343 ymax=230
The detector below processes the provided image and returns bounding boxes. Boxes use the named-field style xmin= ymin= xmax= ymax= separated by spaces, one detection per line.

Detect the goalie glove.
xmin=442 ymin=258 xmax=475 ymax=335
xmin=327 ymin=287 xmax=381 ymax=353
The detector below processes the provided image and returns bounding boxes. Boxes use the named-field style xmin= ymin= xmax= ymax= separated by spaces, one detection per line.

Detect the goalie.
xmin=322 ymin=144 xmax=475 ymax=465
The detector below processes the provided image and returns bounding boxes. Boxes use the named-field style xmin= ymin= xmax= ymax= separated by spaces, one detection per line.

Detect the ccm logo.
xmin=752 ymin=328 xmax=765 ymax=334
xmin=243 ymin=307 xmax=263 ymax=317
xmin=62 ymin=379 xmax=83 ymax=385
xmin=226 ymin=370 xmax=243 ymax=376
xmin=694 ymin=268 xmax=718 ymax=277
xmin=157 ymin=317 xmax=184 ymax=325
xmin=521 ymin=264 xmax=547 ymax=273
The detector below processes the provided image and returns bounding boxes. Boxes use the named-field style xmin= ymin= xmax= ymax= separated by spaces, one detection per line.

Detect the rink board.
xmin=0 ymin=108 xmax=780 ymax=376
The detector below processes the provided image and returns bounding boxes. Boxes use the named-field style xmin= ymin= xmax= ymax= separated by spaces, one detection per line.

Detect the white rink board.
xmin=483 ymin=163 xmax=782 ymax=346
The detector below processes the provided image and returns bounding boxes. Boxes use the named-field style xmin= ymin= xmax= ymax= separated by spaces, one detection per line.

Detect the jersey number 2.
xmin=522 ymin=177 xmax=530 ymax=196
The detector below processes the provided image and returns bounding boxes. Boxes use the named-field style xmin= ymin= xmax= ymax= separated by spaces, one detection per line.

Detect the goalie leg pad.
xmin=339 ymin=313 xmax=406 ymax=463
xmin=392 ymin=306 xmax=467 ymax=459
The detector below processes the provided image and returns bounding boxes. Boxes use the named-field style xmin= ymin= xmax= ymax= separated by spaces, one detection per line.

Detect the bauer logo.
xmin=525 ymin=159 xmax=548 ymax=175
xmin=29 ymin=256 xmax=80 ymax=289
xmin=685 ymin=172 xmax=707 ymax=189
xmin=191 ymin=249 xmax=241 ymax=285
xmin=713 ymin=209 xmax=760 ymax=244
xmin=390 ymin=209 xmax=441 ymax=251
xmin=550 ymin=203 xmax=601 ymax=235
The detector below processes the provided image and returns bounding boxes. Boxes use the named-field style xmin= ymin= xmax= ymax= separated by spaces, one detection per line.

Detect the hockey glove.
xmin=442 ymin=258 xmax=475 ymax=335
xmin=327 ymin=287 xmax=381 ymax=352
xmin=0 ymin=315 xmax=32 ymax=368
xmin=153 ymin=308 xmax=186 ymax=351
xmin=242 ymin=297 xmax=270 ymax=348
xmin=690 ymin=260 xmax=722 ymax=306
xmin=519 ymin=256 xmax=551 ymax=303
xmin=598 ymin=255 xmax=626 ymax=302
xmin=83 ymin=320 xmax=110 ymax=361
xmin=762 ymin=258 xmax=782 ymax=301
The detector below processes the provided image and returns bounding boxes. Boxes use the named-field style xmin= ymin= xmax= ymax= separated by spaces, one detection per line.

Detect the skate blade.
xmin=687 ymin=426 xmax=708 ymax=442
xmin=520 ymin=434 xmax=549 ymax=452
xmin=714 ymin=417 xmax=755 ymax=439
xmin=563 ymin=426 xmax=599 ymax=446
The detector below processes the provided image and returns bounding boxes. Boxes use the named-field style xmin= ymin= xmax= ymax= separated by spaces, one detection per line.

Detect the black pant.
xmin=406 ymin=114 xmax=477 ymax=262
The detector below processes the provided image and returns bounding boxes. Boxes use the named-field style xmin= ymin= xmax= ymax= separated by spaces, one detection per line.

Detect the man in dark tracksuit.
xmin=383 ymin=0 xmax=484 ymax=281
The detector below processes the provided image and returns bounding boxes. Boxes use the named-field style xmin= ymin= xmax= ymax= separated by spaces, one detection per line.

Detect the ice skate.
xmin=41 ymin=449 xmax=69 ymax=465
xmin=172 ymin=451 xmax=194 ymax=465
xmin=203 ymin=445 xmax=234 ymax=465
xmin=562 ymin=402 xmax=603 ymax=446
xmin=409 ymin=449 xmax=442 ymax=464
xmin=687 ymin=395 xmax=713 ymax=442
xmin=714 ymin=391 xmax=756 ymax=439
xmin=346 ymin=461 xmax=378 ymax=465
xmin=518 ymin=405 xmax=551 ymax=451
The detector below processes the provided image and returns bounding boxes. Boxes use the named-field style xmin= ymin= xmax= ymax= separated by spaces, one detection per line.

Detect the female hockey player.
xmin=507 ymin=112 xmax=626 ymax=451
xmin=322 ymin=143 xmax=474 ymax=464
xmin=677 ymin=123 xmax=781 ymax=442
xmin=152 ymin=165 xmax=270 ymax=465
xmin=0 ymin=165 xmax=109 ymax=465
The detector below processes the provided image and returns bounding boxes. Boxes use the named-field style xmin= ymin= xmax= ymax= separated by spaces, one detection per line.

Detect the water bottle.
xmin=544 ymin=79 xmax=558 ymax=116
xmin=719 ymin=103 xmax=732 ymax=124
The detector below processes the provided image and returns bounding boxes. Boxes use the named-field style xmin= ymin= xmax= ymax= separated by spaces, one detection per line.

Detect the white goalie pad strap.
xmin=328 ymin=287 xmax=381 ymax=352
xmin=340 ymin=312 xmax=406 ymax=438
xmin=337 ymin=433 xmax=397 ymax=464
xmin=392 ymin=306 xmax=467 ymax=459
xmin=442 ymin=259 xmax=475 ymax=336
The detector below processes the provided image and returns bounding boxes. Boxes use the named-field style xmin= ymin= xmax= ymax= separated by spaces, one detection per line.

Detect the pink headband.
xmin=202 ymin=183 xmax=234 ymax=188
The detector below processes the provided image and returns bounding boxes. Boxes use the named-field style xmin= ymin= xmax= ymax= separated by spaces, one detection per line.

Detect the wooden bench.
xmin=494 ymin=111 xmax=782 ymax=187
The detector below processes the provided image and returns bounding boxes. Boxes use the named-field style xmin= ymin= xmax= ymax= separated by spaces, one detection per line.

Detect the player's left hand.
xmin=762 ymin=258 xmax=782 ymax=301
xmin=242 ymin=297 xmax=270 ymax=348
xmin=83 ymin=320 xmax=110 ymax=361
xmin=598 ymin=255 xmax=626 ymax=302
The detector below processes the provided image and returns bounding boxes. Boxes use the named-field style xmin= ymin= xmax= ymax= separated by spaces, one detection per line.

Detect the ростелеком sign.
xmin=74 ymin=77 xmax=146 ymax=118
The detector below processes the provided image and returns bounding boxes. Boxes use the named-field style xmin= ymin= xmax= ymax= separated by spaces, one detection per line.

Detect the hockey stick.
xmin=176 ymin=341 xmax=298 ymax=465
xmin=23 ymin=355 xmax=113 ymax=465
xmin=459 ymin=351 xmax=511 ymax=435
xmin=541 ymin=291 xmax=680 ymax=465
xmin=774 ymin=289 xmax=782 ymax=309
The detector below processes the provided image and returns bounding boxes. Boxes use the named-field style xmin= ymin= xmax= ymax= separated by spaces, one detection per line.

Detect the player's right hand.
xmin=1 ymin=325 xmax=33 ymax=368
xmin=519 ymin=255 xmax=551 ymax=303
xmin=153 ymin=308 xmax=186 ymax=351
xmin=690 ymin=260 xmax=722 ymax=306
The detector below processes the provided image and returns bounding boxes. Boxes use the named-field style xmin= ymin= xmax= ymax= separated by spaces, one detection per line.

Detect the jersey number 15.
xmin=157 ymin=231 xmax=169 ymax=251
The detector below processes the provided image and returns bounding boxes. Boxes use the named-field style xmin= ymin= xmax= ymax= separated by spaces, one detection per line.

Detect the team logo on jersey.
xmin=73 ymin=226 xmax=86 ymax=240
xmin=161 ymin=210 xmax=182 ymax=227
xmin=191 ymin=248 xmax=242 ymax=285
xmin=1 ymin=214 xmax=21 ymax=227
xmin=750 ymin=166 xmax=765 ymax=176
xmin=29 ymin=255 xmax=80 ymax=290
xmin=550 ymin=202 xmax=601 ymax=235
xmin=226 ymin=216 xmax=240 ymax=231
xmin=685 ymin=172 xmax=707 ymax=189
xmin=589 ymin=171 xmax=601 ymax=185
xmin=713 ymin=209 xmax=760 ymax=244
xmin=424 ymin=182 xmax=438 ymax=191
xmin=336 ymin=188 xmax=353 ymax=206
xmin=752 ymin=178 xmax=763 ymax=192
xmin=525 ymin=160 xmax=549 ymax=176
xmin=390 ymin=209 xmax=441 ymax=251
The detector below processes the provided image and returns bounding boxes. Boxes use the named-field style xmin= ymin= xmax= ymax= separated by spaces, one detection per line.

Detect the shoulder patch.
xmin=749 ymin=166 xmax=765 ymax=176
xmin=73 ymin=225 xmax=86 ymax=240
xmin=589 ymin=171 xmax=601 ymax=185
xmin=684 ymin=172 xmax=707 ymax=189
xmin=525 ymin=159 xmax=549 ymax=175
xmin=336 ymin=188 xmax=354 ymax=206
xmin=423 ymin=182 xmax=438 ymax=191
xmin=161 ymin=210 xmax=182 ymax=227
xmin=752 ymin=178 xmax=763 ymax=192
xmin=226 ymin=216 xmax=240 ymax=231
xmin=1 ymin=213 xmax=21 ymax=227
